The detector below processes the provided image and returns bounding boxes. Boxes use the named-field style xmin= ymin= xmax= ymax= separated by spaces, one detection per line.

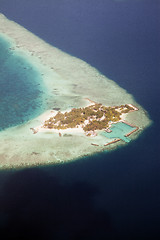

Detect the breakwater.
xmin=104 ymin=139 xmax=121 ymax=146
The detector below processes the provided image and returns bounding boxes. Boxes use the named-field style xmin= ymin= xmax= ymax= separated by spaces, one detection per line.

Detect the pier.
xmin=84 ymin=98 xmax=97 ymax=105
xmin=91 ymin=143 xmax=99 ymax=146
xmin=104 ymin=139 xmax=121 ymax=146
xmin=125 ymin=127 xmax=139 ymax=137
xmin=119 ymin=120 xmax=139 ymax=137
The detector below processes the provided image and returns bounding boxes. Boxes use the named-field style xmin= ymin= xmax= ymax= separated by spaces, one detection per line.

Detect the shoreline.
xmin=0 ymin=14 xmax=152 ymax=169
xmin=30 ymin=103 xmax=140 ymax=149
xmin=30 ymin=102 xmax=137 ymax=135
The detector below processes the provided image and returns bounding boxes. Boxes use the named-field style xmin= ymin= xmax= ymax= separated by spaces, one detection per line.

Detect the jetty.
xmin=91 ymin=143 xmax=99 ymax=146
xmin=120 ymin=120 xmax=139 ymax=137
xmin=125 ymin=127 xmax=139 ymax=137
xmin=104 ymin=139 xmax=121 ymax=146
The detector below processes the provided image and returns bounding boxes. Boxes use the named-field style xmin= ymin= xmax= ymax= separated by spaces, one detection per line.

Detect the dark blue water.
xmin=0 ymin=0 xmax=159 ymax=239
xmin=0 ymin=36 xmax=48 ymax=130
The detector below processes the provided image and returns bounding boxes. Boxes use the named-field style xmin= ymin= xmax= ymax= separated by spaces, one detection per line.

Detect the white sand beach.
xmin=0 ymin=14 xmax=152 ymax=169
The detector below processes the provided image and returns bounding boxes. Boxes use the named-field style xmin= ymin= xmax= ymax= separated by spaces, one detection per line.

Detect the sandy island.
xmin=31 ymin=100 xmax=139 ymax=138
xmin=0 ymin=14 xmax=152 ymax=169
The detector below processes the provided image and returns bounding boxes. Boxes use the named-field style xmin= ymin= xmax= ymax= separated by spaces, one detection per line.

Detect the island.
xmin=0 ymin=14 xmax=152 ymax=169
xmin=33 ymin=100 xmax=139 ymax=138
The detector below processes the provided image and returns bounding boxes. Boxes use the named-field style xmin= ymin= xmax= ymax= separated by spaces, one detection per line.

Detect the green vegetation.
xmin=43 ymin=103 xmax=136 ymax=132
xmin=119 ymin=104 xmax=135 ymax=113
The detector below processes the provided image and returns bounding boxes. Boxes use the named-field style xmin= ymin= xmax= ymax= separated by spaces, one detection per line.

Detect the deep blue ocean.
xmin=0 ymin=0 xmax=159 ymax=239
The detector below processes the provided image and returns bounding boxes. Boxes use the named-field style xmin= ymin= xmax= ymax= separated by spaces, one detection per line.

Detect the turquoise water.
xmin=102 ymin=122 xmax=137 ymax=143
xmin=0 ymin=36 xmax=48 ymax=131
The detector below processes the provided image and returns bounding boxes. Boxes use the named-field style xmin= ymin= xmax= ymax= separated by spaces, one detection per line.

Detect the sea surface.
xmin=0 ymin=0 xmax=159 ymax=239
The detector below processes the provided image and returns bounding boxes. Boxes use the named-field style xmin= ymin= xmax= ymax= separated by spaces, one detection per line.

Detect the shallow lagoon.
xmin=101 ymin=122 xmax=137 ymax=143
xmin=0 ymin=36 xmax=48 ymax=131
